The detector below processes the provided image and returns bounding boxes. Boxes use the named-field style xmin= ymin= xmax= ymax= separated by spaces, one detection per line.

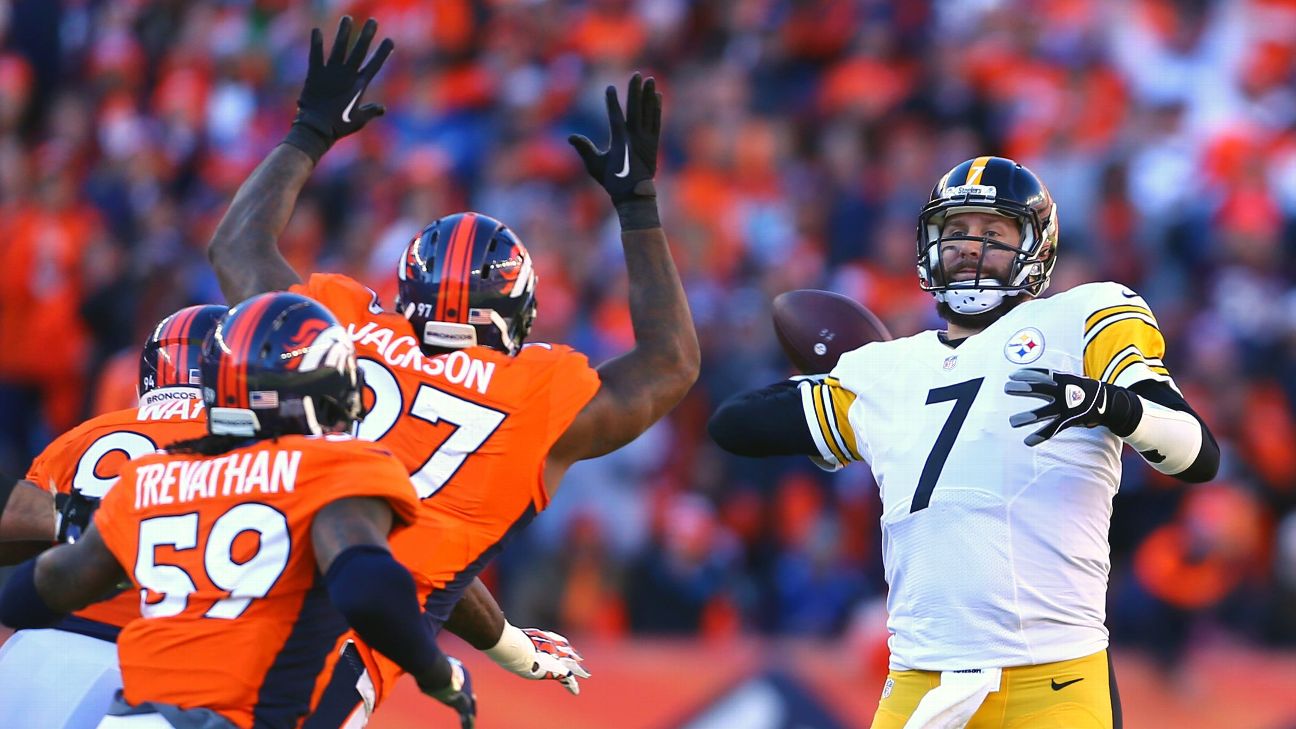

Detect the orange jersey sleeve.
xmin=289 ymin=273 xmax=410 ymax=334
xmin=94 ymin=435 xmax=418 ymax=729
xmin=25 ymin=392 xmax=208 ymax=631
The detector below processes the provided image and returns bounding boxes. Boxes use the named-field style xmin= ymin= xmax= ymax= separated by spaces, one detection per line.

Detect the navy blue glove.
xmin=54 ymin=489 xmax=100 ymax=544
xmin=422 ymin=657 xmax=477 ymax=729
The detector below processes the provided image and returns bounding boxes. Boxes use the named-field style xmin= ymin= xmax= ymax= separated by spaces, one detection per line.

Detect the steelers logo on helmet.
xmin=916 ymin=156 xmax=1059 ymax=316
xmin=395 ymin=212 xmax=538 ymax=356
xmin=202 ymin=292 xmax=364 ymax=439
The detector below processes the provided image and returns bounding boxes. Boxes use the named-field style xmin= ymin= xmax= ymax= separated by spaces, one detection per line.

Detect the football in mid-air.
xmin=772 ymin=289 xmax=892 ymax=374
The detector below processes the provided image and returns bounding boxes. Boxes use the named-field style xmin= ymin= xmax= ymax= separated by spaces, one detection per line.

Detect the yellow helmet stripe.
xmin=965 ymin=155 xmax=992 ymax=185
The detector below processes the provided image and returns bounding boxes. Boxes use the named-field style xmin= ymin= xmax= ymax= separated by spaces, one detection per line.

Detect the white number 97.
xmin=352 ymin=358 xmax=506 ymax=499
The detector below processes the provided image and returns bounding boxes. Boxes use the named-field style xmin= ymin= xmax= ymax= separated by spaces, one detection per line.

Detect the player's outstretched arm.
xmin=0 ymin=525 xmax=125 ymax=629
xmin=0 ymin=478 xmax=54 ymax=537
xmin=708 ymin=379 xmax=825 ymax=458
xmin=312 ymin=497 xmax=476 ymax=727
xmin=554 ymin=74 xmax=700 ymax=467
xmin=0 ymin=478 xmax=59 ymax=564
xmin=445 ymin=578 xmax=590 ymax=695
xmin=208 ymin=16 xmax=393 ymax=304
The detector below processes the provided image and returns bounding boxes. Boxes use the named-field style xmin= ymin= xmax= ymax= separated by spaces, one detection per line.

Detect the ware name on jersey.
xmin=291 ymin=273 xmax=601 ymax=703
xmin=24 ymin=387 xmax=209 ymax=632
xmin=800 ymin=282 xmax=1173 ymax=670
xmin=93 ymin=434 xmax=419 ymax=729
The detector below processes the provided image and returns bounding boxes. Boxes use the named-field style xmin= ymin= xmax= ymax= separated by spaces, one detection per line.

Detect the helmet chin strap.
xmin=934 ymin=279 xmax=1022 ymax=315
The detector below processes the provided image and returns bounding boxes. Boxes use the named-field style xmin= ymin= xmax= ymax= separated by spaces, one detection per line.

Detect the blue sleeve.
xmin=324 ymin=544 xmax=451 ymax=687
xmin=0 ymin=558 xmax=65 ymax=629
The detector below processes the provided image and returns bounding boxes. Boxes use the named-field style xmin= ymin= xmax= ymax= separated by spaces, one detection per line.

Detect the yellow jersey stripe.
xmin=827 ymin=385 xmax=863 ymax=461
xmin=1084 ymin=317 xmax=1166 ymax=381
xmin=966 ymin=155 xmax=992 ymax=185
xmin=1097 ymin=345 xmax=1141 ymax=383
xmin=1085 ymin=312 xmax=1159 ymax=346
xmin=812 ymin=384 xmax=849 ymax=464
xmin=1084 ymin=304 xmax=1154 ymax=335
xmin=1107 ymin=352 xmax=1145 ymax=385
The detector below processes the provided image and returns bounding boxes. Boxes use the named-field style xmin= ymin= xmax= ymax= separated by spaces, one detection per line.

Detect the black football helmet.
xmin=138 ymin=305 xmax=228 ymax=397
xmin=201 ymin=292 xmax=364 ymax=438
xmin=394 ymin=212 xmax=538 ymax=356
xmin=917 ymin=156 xmax=1059 ymax=313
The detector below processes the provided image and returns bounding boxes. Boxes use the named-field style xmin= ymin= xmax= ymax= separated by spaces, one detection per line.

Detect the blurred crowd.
xmin=1 ymin=0 xmax=1295 ymax=669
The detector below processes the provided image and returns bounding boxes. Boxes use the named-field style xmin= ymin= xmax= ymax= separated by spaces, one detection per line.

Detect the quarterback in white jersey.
xmin=709 ymin=156 xmax=1218 ymax=729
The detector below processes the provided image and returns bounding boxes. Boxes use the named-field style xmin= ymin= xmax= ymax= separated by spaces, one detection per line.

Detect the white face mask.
xmin=934 ymin=278 xmax=1016 ymax=314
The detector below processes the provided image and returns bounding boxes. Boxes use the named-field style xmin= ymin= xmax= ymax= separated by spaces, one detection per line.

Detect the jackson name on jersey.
xmin=800 ymin=282 xmax=1172 ymax=671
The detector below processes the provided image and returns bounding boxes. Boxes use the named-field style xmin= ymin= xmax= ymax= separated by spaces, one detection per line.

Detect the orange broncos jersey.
xmin=24 ymin=386 xmax=208 ymax=633
xmin=93 ymin=434 xmax=420 ymax=729
xmin=291 ymin=273 xmax=601 ymax=702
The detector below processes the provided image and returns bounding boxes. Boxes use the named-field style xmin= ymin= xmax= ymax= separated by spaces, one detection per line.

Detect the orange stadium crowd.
xmin=0 ymin=0 xmax=1295 ymax=681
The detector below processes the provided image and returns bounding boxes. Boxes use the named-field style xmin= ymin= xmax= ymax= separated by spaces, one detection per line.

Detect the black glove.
xmin=54 ymin=489 xmax=101 ymax=544
xmin=1005 ymin=368 xmax=1140 ymax=446
xmin=283 ymin=16 xmax=394 ymax=164
xmin=568 ymin=73 xmax=662 ymax=230
xmin=421 ymin=657 xmax=477 ymax=729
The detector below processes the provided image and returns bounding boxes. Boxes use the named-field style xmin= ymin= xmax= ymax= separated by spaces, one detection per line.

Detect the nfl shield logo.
xmin=943 ymin=356 xmax=958 ymax=370
xmin=1004 ymin=328 xmax=1045 ymax=364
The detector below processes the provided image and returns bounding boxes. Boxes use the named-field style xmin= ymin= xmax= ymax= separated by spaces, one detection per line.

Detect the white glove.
xmin=485 ymin=623 xmax=591 ymax=695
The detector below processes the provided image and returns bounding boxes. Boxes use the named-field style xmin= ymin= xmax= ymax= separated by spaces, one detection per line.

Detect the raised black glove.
xmin=283 ymin=16 xmax=394 ymax=163
xmin=1005 ymin=368 xmax=1140 ymax=446
xmin=54 ymin=488 xmax=100 ymax=544
xmin=568 ymin=73 xmax=662 ymax=230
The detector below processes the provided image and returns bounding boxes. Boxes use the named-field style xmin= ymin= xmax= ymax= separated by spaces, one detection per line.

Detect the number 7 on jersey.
xmin=911 ymin=378 xmax=983 ymax=513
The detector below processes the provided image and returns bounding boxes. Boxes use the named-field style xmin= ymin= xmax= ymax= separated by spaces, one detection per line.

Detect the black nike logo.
xmin=1051 ymin=677 xmax=1084 ymax=691
xmin=1140 ymin=448 xmax=1166 ymax=464
xmin=1120 ymin=291 xmax=1138 ymax=298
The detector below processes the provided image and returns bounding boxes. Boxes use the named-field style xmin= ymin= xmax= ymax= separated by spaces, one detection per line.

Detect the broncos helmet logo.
xmin=298 ymin=325 xmax=356 ymax=377
xmin=282 ymin=318 xmax=354 ymax=377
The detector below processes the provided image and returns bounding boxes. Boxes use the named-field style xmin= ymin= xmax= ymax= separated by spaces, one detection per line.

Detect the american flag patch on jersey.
xmin=249 ymin=390 xmax=280 ymax=408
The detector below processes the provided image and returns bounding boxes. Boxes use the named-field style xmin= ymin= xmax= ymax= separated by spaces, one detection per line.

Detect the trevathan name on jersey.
xmin=800 ymin=281 xmax=1174 ymax=670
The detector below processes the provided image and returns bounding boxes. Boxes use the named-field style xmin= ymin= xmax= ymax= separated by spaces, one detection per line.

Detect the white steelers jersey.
xmin=800 ymin=281 xmax=1174 ymax=671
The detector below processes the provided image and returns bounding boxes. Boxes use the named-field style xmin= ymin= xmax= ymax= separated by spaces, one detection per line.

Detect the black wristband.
xmin=282 ymin=123 xmax=332 ymax=165
xmin=1101 ymin=385 xmax=1143 ymax=438
xmin=615 ymin=199 xmax=661 ymax=231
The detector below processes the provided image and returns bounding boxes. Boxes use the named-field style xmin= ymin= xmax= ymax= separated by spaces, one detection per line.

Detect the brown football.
xmin=771 ymin=289 xmax=893 ymax=374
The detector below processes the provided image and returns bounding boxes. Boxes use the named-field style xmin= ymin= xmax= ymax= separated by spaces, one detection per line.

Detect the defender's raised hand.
xmin=284 ymin=16 xmax=394 ymax=163
xmin=569 ymin=73 xmax=662 ymax=229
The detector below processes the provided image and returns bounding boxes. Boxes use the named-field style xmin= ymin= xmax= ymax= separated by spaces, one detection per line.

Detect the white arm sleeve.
xmin=1121 ymin=396 xmax=1205 ymax=475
